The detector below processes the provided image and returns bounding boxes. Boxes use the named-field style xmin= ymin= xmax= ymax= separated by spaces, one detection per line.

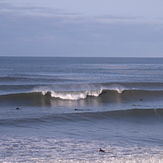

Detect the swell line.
xmin=0 ymin=108 xmax=163 ymax=126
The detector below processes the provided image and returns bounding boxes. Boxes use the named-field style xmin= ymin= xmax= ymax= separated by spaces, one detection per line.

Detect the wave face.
xmin=0 ymin=84 xmax=163 ymax=107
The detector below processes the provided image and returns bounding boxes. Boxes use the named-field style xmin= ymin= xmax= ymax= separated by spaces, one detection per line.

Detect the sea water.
xmin=0 ymin=57 xmax=163 ymax=163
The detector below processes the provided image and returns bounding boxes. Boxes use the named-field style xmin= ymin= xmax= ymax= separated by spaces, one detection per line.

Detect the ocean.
xmin=0 ymin=57 xmax=163 ymax=163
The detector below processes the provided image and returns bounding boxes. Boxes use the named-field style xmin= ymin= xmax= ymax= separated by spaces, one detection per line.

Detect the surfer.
xmin=16 ymin=107 xmax=20 ymax=110
xmin=99 ymin=148 xmax=105 ymax=152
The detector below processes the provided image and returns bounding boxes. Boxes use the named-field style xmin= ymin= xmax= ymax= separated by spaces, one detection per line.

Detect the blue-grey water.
xmin=0 ymin=57 xmax=163 ymax=162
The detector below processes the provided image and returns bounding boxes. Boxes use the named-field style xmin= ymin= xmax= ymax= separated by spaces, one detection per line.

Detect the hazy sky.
xmin=1 ymin=0 xmax=163 ymax=57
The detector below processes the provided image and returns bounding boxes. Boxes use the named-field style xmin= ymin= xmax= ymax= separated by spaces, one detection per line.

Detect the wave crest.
xmin=33 ymin=84 xmax=125 ymax=100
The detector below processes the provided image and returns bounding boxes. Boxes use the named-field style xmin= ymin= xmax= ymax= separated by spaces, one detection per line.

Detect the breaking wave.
xmin=1 ymin=83 xmax=163 ymax=108
xmin=34 ymin=84 xmax=125 ymax=100
xmin=0 ymin=88 xmax=163 ymax=109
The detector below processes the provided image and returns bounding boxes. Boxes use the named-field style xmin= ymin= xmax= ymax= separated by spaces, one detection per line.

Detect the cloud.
xmin=0 ymin=2 xmax=86 ymax=40
xmin=1 ymin=2 xmax=163 ymax=40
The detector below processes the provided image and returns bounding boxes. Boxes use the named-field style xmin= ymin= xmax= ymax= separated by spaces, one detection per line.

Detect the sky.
xmin=0 ymin=0 xmax=163 ymax=57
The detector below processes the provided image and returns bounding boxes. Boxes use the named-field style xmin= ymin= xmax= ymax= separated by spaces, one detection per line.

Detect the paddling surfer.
xmin=99 ymin=148 xmax=105 ymax=152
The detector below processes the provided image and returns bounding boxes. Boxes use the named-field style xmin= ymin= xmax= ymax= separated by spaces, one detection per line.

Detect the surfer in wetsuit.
xmin=99 ymin=148 xmax=105 ymax=152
